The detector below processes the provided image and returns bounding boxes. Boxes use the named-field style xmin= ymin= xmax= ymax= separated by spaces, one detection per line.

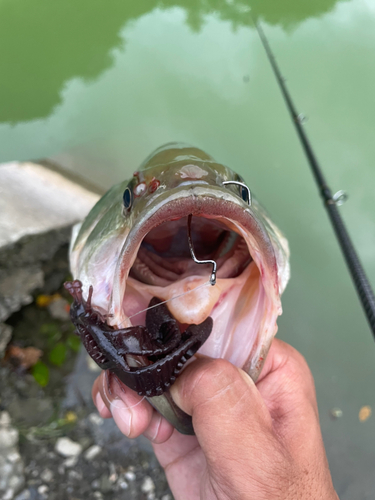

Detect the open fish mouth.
xmin=68 ymin=144 xmax=289 ymax=421
xmin=106 ymin=186 xmax=283 ymax=381
xmin=130 ymin=216 xmax=251 ymax=288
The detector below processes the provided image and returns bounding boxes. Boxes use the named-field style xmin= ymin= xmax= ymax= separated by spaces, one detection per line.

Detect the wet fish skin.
xmin=69 ymin=142 xmax=290 ymax=434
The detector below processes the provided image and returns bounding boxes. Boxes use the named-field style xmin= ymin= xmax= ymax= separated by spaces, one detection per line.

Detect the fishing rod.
xmin=254 ymin=20 xmax=375 ymax=339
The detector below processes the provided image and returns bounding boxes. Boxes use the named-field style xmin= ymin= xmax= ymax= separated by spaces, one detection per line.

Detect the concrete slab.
xmin=0 ymin=161 xmax=99 ymax=327
xmin=0 ymin=162 xmax=99 ymax=248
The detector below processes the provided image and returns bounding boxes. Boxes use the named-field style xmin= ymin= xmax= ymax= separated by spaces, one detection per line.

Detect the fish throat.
xmin=132 ymin=215 xmax=250 ymax=281
xmin=123 ymin=214 xmax=253 ymax=327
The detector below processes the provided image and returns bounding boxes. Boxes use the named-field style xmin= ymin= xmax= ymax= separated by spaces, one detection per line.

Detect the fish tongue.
xmin=162 ymin=278 xmax=223 ymax=325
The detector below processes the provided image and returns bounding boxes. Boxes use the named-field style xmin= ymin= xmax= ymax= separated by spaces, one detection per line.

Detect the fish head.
xmin=70 ymin=142 xmax=290 ymax=381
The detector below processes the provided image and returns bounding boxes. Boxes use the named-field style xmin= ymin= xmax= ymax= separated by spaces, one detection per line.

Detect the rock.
xmin=0 ymin=161 xmax=99 ymax=323
xmin=141 ymin=476 xmax=155 ymax=494
xmin=0 ymin=412 xmax=24 ymax=498
xmin=118 ymin=479 xmax=128 ymax=490
xmin=91 ymin=479 xmax=100 ymax=489
xmin=84 ymin=445 xmax=102 ymax=461
xmin=67 ymin=469 xmax=82 ymax=481
xmin=0 ymin=162 xmax=99 ymax=250
xmin=37 ymin=485 xmax=48 ymax=499
xmin=0 ymin=323 xmax=12 ymax=359
xmin=108 ymin=462 xmax=117 ymax=479
xmin=0 ymin=412 xmax=11 ymax=426
xmin=30 ymin=468 xmax=39 ymax=478
xmin=99 ymin=473 xmax=112 ymax=493
xmin=55 ymin=437 xmax=82 ymax=458
xmin=40 ymin=469 xmax=53 ymax=483
xmin=124 ymin=470 xmax=136 ymax=482
xmin=0 ymin=426 xmax=18 ymax=450
xmin=88 ymin=413 xmax=104 ymax=427
xmin=3 ymin=489 xmax=14 ymax=500
xmin=7 ymin=452 xmax=21 ymax=464
xmin=0 ymin=266 xmax=44 ymax=323
xmin=63 ymin=456 xmax=79 ymax=468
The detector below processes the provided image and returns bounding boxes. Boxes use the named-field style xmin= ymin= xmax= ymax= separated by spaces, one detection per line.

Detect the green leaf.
xmin=40 ymin=323 xmax=59 ymax=336
xmin=32 ymin=361 xmax=49 ymax=387
xmin=49 ymin=343 xmax=67 ymax=366
xmin=67 ymin=334 xmax=81 ymax=353
xmin=40 ymin=323 xmax=62 ymax=344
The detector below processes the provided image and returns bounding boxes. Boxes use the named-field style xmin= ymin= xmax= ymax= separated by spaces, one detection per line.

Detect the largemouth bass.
xmin=66 ymin=143 xmax=290 ymax=434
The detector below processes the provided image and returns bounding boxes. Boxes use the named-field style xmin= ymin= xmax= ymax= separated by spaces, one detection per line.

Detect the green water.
xmin=1 ymin=0 xmax=374 ymax=496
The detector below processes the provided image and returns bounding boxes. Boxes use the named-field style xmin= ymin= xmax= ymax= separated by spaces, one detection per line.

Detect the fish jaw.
xmin=68 ymin=144 xmax=290 ymax=434
xmin=106 ymin=185 xmax=282 ymax=380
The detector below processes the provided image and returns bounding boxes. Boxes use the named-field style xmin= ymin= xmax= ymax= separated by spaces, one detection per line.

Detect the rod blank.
xmin=254 ymin=20 xmax=375 ymax=339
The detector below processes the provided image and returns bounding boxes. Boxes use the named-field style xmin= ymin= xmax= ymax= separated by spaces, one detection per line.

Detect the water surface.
xmin=1 ymin=0 xmax=374 ymax=496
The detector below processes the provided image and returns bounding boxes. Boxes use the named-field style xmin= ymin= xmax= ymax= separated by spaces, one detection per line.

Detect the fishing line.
xmin=252 ymin=18 xmax=375 ymax=339
xmin=101 ymin=370 xmax=146 ymax=410
xmin=128 ymin=280 xmax=211 ymax=321
xmin=106 ymin=279 xmax=211 ymax=406
xmin=127 ymin=214 xmax=217 ymax=321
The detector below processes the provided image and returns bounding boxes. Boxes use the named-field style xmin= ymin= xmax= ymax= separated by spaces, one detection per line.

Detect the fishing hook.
xmin=187 ymin=214 xmax=217 ymax=286
xmin=222 ymin=180 xmax=252 ymax=206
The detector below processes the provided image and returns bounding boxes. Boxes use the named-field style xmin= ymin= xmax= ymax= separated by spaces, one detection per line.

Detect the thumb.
xmin=169 ymin=357 xmax=275 ymax=466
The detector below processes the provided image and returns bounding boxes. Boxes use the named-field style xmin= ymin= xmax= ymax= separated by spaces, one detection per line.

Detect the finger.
xmin=169 ymin=358 xmax=274 ymax=466
xmin=256 ymin=338 xmax=319 ymax=420
xmin=170 ymin=357 xmax=267 ymax=421
xmin=95 ymin=370 xmax=154 ymax=438
xmin=258 ymin=338 xmax=313 ymax=387
xmin=143 ymin=411 xmax=174 ymax=444
xmin=257 ymin=342 xmax=337 ymax=496
xmin=153 ymin=430 xmax=200 ymax=469
xmin=153 ymin=431 xmax=205 ymax=499
xmin=171 ymin=348 xmax=336 ymax=500
xmin=92 ymin=377 xmax=111 ymax=418
xmin=255 ymin=339 xmax=322 ymax=450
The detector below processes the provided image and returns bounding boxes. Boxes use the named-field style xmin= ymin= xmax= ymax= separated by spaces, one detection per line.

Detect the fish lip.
xmin=109 ymin=185 xmax=279 ymax=329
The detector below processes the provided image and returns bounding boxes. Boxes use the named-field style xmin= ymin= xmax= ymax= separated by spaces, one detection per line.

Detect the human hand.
xmin=92 ymin=339 xmax=338 ymax=500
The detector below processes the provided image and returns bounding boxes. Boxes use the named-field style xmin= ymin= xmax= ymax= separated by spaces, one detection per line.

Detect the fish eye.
xmin=123 ymin=187 xmax=133 ymax=211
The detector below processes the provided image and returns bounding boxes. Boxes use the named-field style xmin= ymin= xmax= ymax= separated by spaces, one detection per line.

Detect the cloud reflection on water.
xmin=0 ymin=0 xmax=346 ymax=123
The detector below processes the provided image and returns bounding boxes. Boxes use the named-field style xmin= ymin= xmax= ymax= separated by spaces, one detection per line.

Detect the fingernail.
xmin=110 ymin=399 xmax=132 ymax=437
xmin=95 ymin=393 xmax=106 ymax=416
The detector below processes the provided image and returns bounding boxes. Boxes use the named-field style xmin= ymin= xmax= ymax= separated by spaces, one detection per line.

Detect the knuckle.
xmin=189 ymin=358 xmax=242 ymax=402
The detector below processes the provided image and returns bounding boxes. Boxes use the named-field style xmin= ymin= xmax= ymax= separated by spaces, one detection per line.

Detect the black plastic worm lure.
xmin=64 ymin=280 xmax=213 ymax=397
